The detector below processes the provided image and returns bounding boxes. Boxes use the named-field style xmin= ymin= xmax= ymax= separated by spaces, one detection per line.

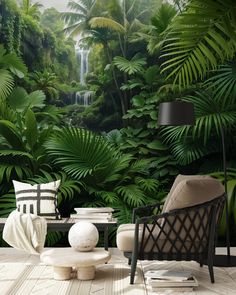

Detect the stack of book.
xmin=70 ymin=207 xmax=114 ymax=223
xmin=144 ymin=269 xmax=198 ymax=292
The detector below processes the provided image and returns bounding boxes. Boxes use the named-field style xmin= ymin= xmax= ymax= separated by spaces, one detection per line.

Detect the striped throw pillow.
xmin=13 ymin=180 xmax=61 ymax=219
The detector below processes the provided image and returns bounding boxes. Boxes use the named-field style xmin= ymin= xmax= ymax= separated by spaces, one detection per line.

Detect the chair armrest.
xmin=132 ymin=202 xmax=164 ymax=223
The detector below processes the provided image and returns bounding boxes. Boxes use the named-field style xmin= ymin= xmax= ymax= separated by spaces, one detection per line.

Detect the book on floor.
xmin=151 ymin=286 xmax=194 ymax=292
xmin=146 ymin=276 xmax=198 ymax=287
xmin=145 ymin=269 xmax=192 ymax=281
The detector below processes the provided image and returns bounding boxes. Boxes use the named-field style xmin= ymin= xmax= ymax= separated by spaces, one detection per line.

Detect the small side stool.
xmin=40 ymin=248 xmax=111 ymax=280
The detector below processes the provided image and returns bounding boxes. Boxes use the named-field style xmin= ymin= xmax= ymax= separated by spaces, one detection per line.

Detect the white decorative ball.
xmin=68 ymin=221 xmax=99 ymax=252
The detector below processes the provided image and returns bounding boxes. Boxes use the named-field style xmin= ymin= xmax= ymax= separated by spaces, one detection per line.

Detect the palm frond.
xmin=161 ymin=0 xmax=236 ymax=86
xmin=0 ymin=69 xmax=14 ymax=100
xmin=204 ymin=63 xmax=236 ymax=103
xmin=89 ymin=17 xmax=125 ymax=33
xmin=113 ymin=202 xmax=132 ymax=224
xmin=115 ymin=184 xmax=146 ymax=207
xmin=0 ymin=150 xmax=33 ymax=159
xmin=45 ymin=128 xmax=120 ymax=181
xmin=0 ymin=164 xmax=32 ymax=183
xmin=135 ymin=177 xmax=159 ymax=192
xmin=0 ymin=190 xmax=16 ymax=217
xmin=113 ymin=56 xmax=146 ymax=75
xmin=169 ymin=138 xmax=218 ymax=165
xmin=94 ymin=191 xmax=119 ymax=205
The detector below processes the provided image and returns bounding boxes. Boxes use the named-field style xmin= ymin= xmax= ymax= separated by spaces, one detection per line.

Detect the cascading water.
xmin=75 ymin=90 xmax=93 ymax=106
xmin=74 ymin=40 xmax=92 ymax=106
xmin=77 ymin=49 xmax=90 ymax=86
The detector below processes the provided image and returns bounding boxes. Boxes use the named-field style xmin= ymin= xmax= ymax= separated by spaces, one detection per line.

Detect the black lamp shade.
xmin=158 ymin=101 xmax=195 ymax=126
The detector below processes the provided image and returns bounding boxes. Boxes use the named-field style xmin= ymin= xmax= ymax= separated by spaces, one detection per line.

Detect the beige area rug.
xmin=1 ymin=255 xmax=236 ymax=295
xmin=0 ymin=262 xmax=146 ymax=295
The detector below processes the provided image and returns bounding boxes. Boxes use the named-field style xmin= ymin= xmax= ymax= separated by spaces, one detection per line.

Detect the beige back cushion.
xmin=162 ymin=174 xmax=214 ymax=212
xmin=164 ymin=177 xmax=225 ymax=212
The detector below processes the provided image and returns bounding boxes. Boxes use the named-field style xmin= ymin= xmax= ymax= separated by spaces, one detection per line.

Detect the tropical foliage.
xmin=161 ymin=0 xmax=236 ymax=87
xmin=45 ymin=127 xmax=163 ymax=224
xmin=0 ymin=0 xmax=236 ymax=247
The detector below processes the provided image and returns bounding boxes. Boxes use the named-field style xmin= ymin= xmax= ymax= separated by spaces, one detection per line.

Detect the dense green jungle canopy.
xmin=0 ymin=0 xmax=236 ymax=246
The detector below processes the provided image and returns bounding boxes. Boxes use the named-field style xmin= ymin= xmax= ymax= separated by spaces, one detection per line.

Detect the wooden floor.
xmin=0 ymin=247 xmax=235 ymax=295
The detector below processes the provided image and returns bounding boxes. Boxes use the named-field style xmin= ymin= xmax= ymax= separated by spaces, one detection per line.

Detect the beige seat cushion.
xmin=117 ymin=223 xmax=162 ymax=252
xmin=162 ymin=174 xmax=213 ymax=212
xmin=116 ymin=224 xmax=143 ymax=252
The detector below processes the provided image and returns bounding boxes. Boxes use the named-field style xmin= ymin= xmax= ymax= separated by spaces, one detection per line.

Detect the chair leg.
xmin=128 ymin=258 xmax=131 ymax=265
xmin=208 ymin=258 xmax=215 ymax=283
xmin=130 ymin=256 xmax=138 ymax=284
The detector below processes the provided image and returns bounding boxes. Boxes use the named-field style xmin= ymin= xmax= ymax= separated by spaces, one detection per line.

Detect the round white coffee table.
xmin=40 ymin=248 xmax=111 ymax=280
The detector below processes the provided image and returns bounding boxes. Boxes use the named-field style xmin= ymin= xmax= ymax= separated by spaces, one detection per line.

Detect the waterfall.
xmin=76 ymin=46 xmax=90 ymax=86
xmin=74 ymin=38 xmax=92 ymax=106
xmin=74 ymin=90 xmax=93 ymax=106
xmin=75 ymin=91 xmax=81 ymax=104
xmin=83 ymin=91 xmax=93 ymax=107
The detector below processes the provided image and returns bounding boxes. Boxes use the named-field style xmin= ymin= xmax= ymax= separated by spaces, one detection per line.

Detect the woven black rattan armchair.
xmin=122 ymin=194 xmax=226 ymax=284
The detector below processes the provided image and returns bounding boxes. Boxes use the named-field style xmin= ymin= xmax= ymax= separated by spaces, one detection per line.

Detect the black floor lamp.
xmin=158 ymin=101 xmax=236 ymax=267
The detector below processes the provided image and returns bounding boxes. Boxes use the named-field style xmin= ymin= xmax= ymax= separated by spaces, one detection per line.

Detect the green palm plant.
xmin=161 ymin=0 xmax=236 ymax=87
xmin=45 ymin=127 xmax=120 ymax=182
xmin=20 ymin=0 xmax=43 ymax=20
xmin=32 ymin=70 xmax=58 ymax=103
xmin=62 ymin=0 xmax=98 ymax=36
xmin=0 ymin=45 xmax=27 ymax=100
xmin=62 ymin=0 xmax=126 ymax=36
xmin=45 ymin=127 xmax=162 ymax=224
xmin=147 ymin=3 xmax=177 ymax=54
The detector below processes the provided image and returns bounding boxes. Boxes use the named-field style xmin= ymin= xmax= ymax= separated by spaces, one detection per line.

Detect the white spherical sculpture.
xmin=68 ymin=221 xmax=99 ymax=252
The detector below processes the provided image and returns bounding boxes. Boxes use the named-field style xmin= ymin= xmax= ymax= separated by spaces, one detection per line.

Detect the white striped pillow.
xmin=13 ymin=180 xmax=61 ymax=219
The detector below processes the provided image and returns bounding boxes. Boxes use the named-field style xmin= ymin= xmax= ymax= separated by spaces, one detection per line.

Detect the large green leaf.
xmin=0 ymin=120 xmax=24 ymax=149
xmin=0 ymin=48 xmax=27 ymax=78
xmin=114 ymin=56 xmax=147 ymax=75
xmin=147 ymin=140 xmax=168 ymax=151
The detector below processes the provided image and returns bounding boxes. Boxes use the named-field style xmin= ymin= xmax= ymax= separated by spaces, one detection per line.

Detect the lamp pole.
xmin=219 ymin=121 xmax=230 ymax=259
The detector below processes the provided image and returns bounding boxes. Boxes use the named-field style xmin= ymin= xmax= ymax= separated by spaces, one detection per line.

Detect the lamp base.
xmin=213 ymin=254 xmax=236 ymax=267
